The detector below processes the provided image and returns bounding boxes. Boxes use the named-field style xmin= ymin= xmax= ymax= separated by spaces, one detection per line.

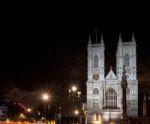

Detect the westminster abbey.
xmin=86 ymin=33 xmax=138 ymax=123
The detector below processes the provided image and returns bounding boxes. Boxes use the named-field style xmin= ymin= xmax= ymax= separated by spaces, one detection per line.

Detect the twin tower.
xmin=86 ymin=33 xmax=138 ymax=123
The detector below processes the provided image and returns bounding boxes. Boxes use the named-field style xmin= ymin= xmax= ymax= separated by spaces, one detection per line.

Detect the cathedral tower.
xmin=86 ymin=34 xmax=105 ymax=123
xmin=86 ymin=33 xmax=138 ymax=124
xmin=116 ymin=33 xmax=138 ymax=117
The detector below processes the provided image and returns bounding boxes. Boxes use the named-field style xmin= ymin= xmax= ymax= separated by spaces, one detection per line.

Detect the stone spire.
xmin=100 ymin=34 xmax=104 ymax=43
xmin=100 ymin=34 xmax=105 ymax=49
xmin=88 ymin=34 xmax=92 ymax=45
xmin=132 ymin=32 xmax=136 ymax=42
xmin=119 ymin=33 xmax=122 ymax=43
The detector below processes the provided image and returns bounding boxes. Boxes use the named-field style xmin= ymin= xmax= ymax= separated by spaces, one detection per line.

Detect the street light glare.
xmin=27 ymin=108 xmax=31 ymax=112
xmin=68 ymin=85 xmax=81 ymax=124
xmin=77 ymin=91 xmax=81 ymax=95
xmin=42 ymin=94 xmax=49 ymax=101
xmin=72 ymin=86 xmax=77 ymax=92
xmin=75 ymin=110 xmax=79 ymax=115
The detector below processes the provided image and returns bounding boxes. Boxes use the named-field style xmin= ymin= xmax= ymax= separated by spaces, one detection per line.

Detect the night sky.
xmin=1 ymin=11 xmax=150 ymax=113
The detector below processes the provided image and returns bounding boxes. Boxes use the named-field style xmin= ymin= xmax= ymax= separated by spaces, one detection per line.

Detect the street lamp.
xmin=19 ymin=113 xmax=25 ymax=121
xmin=68 ymin=86 xmax=81 ymax=124
xmin=26 ymin=108 xmax=32 ymax=121
xmin=42 ymin=94 xmax=49 ymax=101
xmin=75 ymin=109 xmax=79 ymax=115
xmin=27 ymin=108 xmax=31 ymax=113
xmin=121 ymin=66 xmax=129 ymax=124
xmin=42 ymin=93 xmax=49 ymax=122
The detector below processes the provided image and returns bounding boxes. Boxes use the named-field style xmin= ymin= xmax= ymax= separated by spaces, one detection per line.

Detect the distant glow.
xmin=5 ymin=118 xmax=10 ymax=123
xmin=42 ymin=93 xmax=49 ymax=101
xmin=74 ymin=110 xmax=79 ymax=115
xmin=92 ymin=113 xmax=102 ymax=124
xmin=27 ymin=108 xmax=31 ymax=112
xmin=77 ymin=91 xmax=81 ymax=95
xmin=109 ymin=120 xmax=116 ymax=124
xmin=50 ymin=120 xmax=56 ymax=124
xmin=37 ymin=111 xmax=41 ymax=115
xmin=92 ymin=121 xmax=101 ymax=124
xmin=41 ymin=117 xmax=45 ymax=120
xmin=20 ymin=113 xmax=25 ymax=118
xmin=69 ymin=89 xmax=71 ymax=93
xmin=72 ymin=86 xmax=77 ymax=92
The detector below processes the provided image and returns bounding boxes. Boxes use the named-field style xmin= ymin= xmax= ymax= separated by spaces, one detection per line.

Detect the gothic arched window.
xmin=94 ymin=55 xmax=99 ymax=68
xmin=124 ymin=54 xmax=129 ymax=66
xmin=93 ymin=88 xmax=99 ymax=95
xmin=105 ymin=88 xmax=117 ymax=109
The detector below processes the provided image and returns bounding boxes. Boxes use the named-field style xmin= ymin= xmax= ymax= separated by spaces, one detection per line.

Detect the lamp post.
xmin=26 ymin=108 xmax=32 ymax=121
xmin=68 ymin=86 xmax=81 ymax=124
xmin=42 ymin=93 xmax=49 ymax=122
xmin=121 ymin=66 xmax=129 ymax=124
xmin=27 ymin=108 xmax=31 ymax=113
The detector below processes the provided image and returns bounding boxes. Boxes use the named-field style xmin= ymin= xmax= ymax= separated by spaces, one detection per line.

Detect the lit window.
xmin=105 ymin=88 xmax=117 ymax=109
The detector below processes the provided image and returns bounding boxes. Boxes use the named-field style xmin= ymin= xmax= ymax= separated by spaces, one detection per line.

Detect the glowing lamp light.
xmin=74 ymin=110 xmax=79 ymax=115
xmin=27 ymin=108 xmax=31 ymax=112
xmin=72 ymin=86 xmax=77 ymax=92
xmin=5 ymin=118 xmax=10 ymax=123
xmin=42 ymin=93 xmax=49 ymax=101
xmin=41 ymin=117 xmax=45 ymax=120
xmin=77 ymin=91 xmax=81 ymax=97
xmin=92 ymin=113 xmax=102 ymax=124
xmin=20 ymin=113 xmax=25 ymax=118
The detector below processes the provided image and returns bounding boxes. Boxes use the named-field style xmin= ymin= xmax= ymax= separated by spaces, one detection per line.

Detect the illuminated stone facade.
xmin=86 ymin=34 xmax=138 ymax=123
